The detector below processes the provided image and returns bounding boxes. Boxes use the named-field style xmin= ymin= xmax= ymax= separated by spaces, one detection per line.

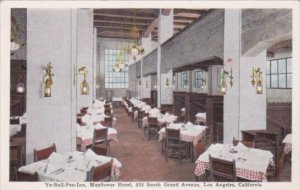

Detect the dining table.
xmin=158 ymin=122 xmax=207 ymax=161
xmin=77 ymin=123 xmax=118 ymax=151
xmin=18 ymin=149 xmax=122 ymax=181
xmin=194 ymin=143 xmax=274 ymax=181
xmin=282 ymin=134 xmax=292 ymax=154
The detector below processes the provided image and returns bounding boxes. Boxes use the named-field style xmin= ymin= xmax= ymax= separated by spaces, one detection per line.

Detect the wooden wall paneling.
xmin=188 ymin=92 xmax=207 ymax=122
xmin=206 ymin=95 xmax=223 ymax=143
xmin=173 ymin=92 xmax=186 ymax=116
xmin=150 ymin=90 xmax=157 ymax=107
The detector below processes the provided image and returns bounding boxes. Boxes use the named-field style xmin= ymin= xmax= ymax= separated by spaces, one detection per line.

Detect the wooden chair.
xmin=209 ymin=155 xmax=237 ymax=181
xmin=91 ymin=146 xmax=108 ymax=156
xmin=233 ymin=137 xmax=254 ymax=148
xmin=254 ymin=133 xmax=278 ymax=177
xmin=102 ymin=117 xmax=113 ymax=128
xmin=33 ymin=144 xmax=56 ymax=162
xmin=165 ymin=128 xmax=188 ymax=164
xmin=92 ymin=128 xmax=108 ymax=147
xmin=147 ymin=117 xmax=160 ymax=140
xmin=10 ymin=118 xmax=20 ymax=124
xmin=16 ymin=171 xmax=39 ymax=181
xmin=87 ymin=159 xmax=113 ymax=181
xmin=80 ymin=108 xmax=87 ymax=114
xmin=137 ymin=110 xmax=145 ymax=128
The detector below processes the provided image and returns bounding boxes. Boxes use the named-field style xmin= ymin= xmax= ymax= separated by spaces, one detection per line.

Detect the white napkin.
xmin=236 ymin=142 xmax=247 ymax=150
xmin=186 ymin=122 xmax=193 ymax=127
xmin=44 ymin=162 xmax=60 ymax=174
xmin=48 ymin=152 xmax=66 ymax=166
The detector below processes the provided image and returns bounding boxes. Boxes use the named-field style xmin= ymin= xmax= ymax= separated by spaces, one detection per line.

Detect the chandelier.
xmin=11 ymin=16 xmax=24 ymax=53
xmin=113 ymin=24 xmax=128 ymax=72
xmin=127 ymin=10 xmax=144 ymax=61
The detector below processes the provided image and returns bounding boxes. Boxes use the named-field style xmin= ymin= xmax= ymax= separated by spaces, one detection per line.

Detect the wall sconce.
xmin=154 ymin=85 xmax=157 ymax=89
xmin=78 ymin=67 xmax=89 ymax=95
xmin=250 ymin=67 xmax=263 ymax=94
xmin=16 ymin=65 xmax=25 ymax=95
xmin=200 ymin=78 xmax=206 ymax=89
xmin=166 ymin=78 xmax=169 ymax=89
xmin=43 ymin=62 xmax=54 ymax=97
xmin=220 ymin=68 xmax=233 ymax=95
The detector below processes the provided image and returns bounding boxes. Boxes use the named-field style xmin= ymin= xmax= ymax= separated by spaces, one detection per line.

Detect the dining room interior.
xmin=6 ymin=7 xmax=295 ymax=183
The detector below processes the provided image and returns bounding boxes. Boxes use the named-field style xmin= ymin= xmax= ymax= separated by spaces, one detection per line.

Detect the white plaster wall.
xmin=27 ymin=9 xmax=77 ymax=163
xmin=223 ymin=9 xmax=241 ymax=143
xmin=142 ymin=75 xmax=151 ymax=98
xmin=160 ymin=10 xmax=174 ymax=44
xmin=76 ymin=9 xmax=94 ymax=111
xmin=239 ymin=51 xmax=267 ymax=135
xmin=161 ymin=70 xmax=173 ymax=104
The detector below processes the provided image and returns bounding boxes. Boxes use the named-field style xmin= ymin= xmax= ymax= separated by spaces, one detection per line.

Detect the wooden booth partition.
xmin=206 ymin=95 xmax=224 ymax=143
xmin=150 ymin=90 xmax=157 ymax=108
xmin=173 ymin=92 xmax=186 ymax=116
xmin=186 ymin=93 xmax=207 ymax=122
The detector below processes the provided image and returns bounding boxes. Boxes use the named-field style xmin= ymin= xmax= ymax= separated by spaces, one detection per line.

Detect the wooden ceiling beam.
xmin=174 ymin=9 xmax=205 ymax=14
xmin=174 ymin=16 xmax=197 ymax=21
xmin=94 ymin=22 xmax=148 ymax=30
xmin=94 ymin=9 xmax=159 ymax=17
xmin=94 ymin=13 xmax=155 ymax=20
xmin=142 ymin=18 xmax=158 ymax=38
xmin=94 ymin=15 xmax=152 ymax=24
xmin=94 ymin=20 xmax=149 ymax=26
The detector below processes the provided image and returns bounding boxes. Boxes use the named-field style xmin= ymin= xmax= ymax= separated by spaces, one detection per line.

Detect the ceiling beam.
xmin=94 ymin=9 xmax=159 ymax=17
xmin=94 ymin=22 xmax=148 ymax=30
xmin=94 ymin=20 xmax=149 ymax=26
xmin=94 ymin=15 xmax=152 ymax=24
xmin=161 ymin=9 xmax=172 ymax=15
xmin=174 ymin=9 xmax=205 ymax=14
xmin=174 ymin=16 xmax=197 ymax=21
xmin=94 ymin=13 xmax=155 ymax=20
xmin=142 ymin=18 xmax=158 ymax=38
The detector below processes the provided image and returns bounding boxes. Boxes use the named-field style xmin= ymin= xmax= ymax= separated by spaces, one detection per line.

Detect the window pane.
xmin=266 ymin=75 xmax=270 ymax=88
xmin=271 ymin=60 xmax=278 ymax=74
xmin=266 ymin=61 xmax=270 ymax=74
xmin=278 ymin=74 xmax=286 ymax=88
xmin=287 ymin=74 xmax=292 ymax=88
xmin=271 ymin=75 xmax=278 ymax=88
xmin=278 ymin=59 xmax=286 ymax=73
xmin=287 ymin=58 xmax=292 ymax=73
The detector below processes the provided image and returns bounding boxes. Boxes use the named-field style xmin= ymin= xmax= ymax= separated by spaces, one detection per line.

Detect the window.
xmin=216 ymin=67 xmax=223 ymax=88
xmin=104 ymin=49 xmax=129 ymax=88
xmin=181 ymin=72 xmax=187 ymax=87
xmin=194 ymin=71 xmax=203 ymax=88
xmin=266 ymin=57 xmax=292 ymax=89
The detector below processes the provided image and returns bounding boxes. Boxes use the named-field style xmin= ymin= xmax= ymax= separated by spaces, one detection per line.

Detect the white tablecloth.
xmin=77 ymin=124 xmax=118 ymax=150
xmin=158 ymin=123 xmax=206 ymax=145
xmin=194 ymin=143 xmax=274 ymax=181
xmin=10 ymin=124 xmax=21 ymax=136
xmin=19 ymin=150 xmax=122 ymax=181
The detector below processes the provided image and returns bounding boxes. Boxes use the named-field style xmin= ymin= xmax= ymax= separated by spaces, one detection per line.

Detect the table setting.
xmin=18 ymin=149 xmax=122 ymax=181
xmin=194 ymin=143 xmax=274 ymax=181
xmin=282 ymin=134 xmax=292 ymax=154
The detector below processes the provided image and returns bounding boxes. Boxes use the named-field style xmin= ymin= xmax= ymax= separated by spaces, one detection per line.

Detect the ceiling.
xmin=93 ymin=8 xmax=209 ymax=41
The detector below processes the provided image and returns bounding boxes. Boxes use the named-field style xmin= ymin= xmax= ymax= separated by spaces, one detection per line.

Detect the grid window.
xmin=181 ymin=72 xmax=187 ymax=87
xmin=266 ymin=57 xmax=292 ymax=89
xmin=104 ymin=49 xmax=129 ymax=89
xmin=194 ymin=71 xmax=203 ymax=88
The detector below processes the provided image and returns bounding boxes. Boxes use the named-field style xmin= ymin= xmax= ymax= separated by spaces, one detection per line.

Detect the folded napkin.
xmin=48 ymin=152 xmax=66 ymax=166
xmin=186 ymin=122 xmax=193 ymax=127
xmin=235 ymin=142 xmax=247 ymax=150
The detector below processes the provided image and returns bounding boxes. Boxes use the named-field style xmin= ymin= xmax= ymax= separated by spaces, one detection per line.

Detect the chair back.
xmin=87 ymin=159 xmax=113 ymax=181
xmin=148 ymin=117 xmax=158 ymax=126
xmin=166 ymin=128 xmax=180 ymax=141
xmin=10 ymin=118 xmax=20 ymax=124
xmin=92 ymin=146 xmax=108 ymax=156
xmin=19 ymin=124 xmax=26 ymax=137
xmin=80 ymin=108 xmax=87 ymax=114
xmin=209 ymin=155 xmax=237 ymax=181
xmin=92 ymin=128 xmax=108 ymax=146
xmin=16 ymin=171 xmax=39 ymax=181
xmin=33 ymin=144 xmax=56 ymax=162
xmin=104 ymin=117 xmax=113 ymax=127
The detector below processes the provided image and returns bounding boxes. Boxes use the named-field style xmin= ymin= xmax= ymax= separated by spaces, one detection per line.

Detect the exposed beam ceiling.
xmin=94 ymin=8 xmax=209 ymax=41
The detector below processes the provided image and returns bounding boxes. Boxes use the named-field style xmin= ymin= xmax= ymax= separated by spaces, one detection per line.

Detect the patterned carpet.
xmin=109 ymin=107 xmax=197 ymax=181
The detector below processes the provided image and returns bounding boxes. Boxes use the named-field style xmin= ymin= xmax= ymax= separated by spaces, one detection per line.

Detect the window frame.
xmin=104 ymin=48 xmax=129 ymax=89
xmin=194 ymin=70 xmax=203 ymax=88
xmin=181 ymin=72 xmax=187 ymax=87
xmin=266 ymin=57 xmax=292 ymax=89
